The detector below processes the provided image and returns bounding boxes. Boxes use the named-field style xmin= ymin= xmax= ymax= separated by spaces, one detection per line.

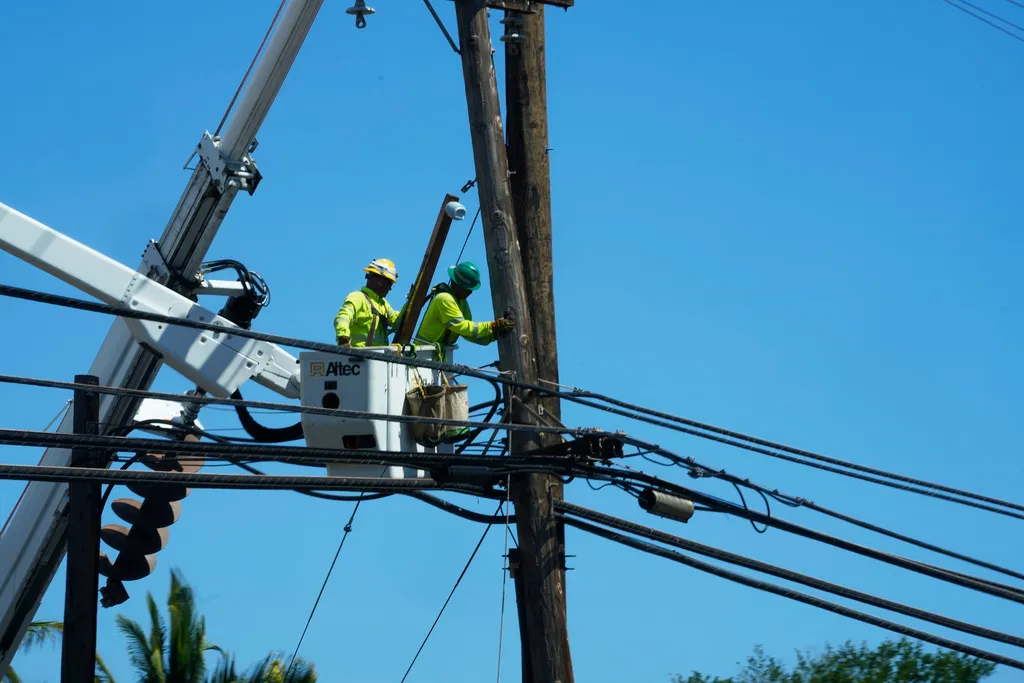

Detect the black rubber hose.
xmin=230 ymin=388 xmax=304 ymax=443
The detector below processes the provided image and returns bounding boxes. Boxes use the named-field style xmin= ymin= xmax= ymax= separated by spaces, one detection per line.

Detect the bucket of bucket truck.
xmin=404 ymin=369 xmax=470 ymax=447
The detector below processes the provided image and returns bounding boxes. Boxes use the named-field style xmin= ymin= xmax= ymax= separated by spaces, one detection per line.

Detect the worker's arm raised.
xmin=436 ymin=294 xmax=496 ymax=346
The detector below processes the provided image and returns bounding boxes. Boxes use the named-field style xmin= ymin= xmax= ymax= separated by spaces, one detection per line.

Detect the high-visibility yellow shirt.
xmin=415 ymin=287 xmax=495 ymax=347
xmin=333 ymin=286 xmax=402 ymax=347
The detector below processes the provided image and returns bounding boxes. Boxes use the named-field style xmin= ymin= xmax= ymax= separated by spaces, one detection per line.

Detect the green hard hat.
xmin=448 ymin=261 xmax=482 ymax=291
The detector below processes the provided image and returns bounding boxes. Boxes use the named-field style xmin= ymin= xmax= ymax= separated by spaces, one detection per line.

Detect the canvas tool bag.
xmin=404 ymin=370 xmax=470 ymax=447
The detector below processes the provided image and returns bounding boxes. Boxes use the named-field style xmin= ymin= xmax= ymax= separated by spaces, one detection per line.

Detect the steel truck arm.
xmin=0 ymin=202 xmax=301 ymax=399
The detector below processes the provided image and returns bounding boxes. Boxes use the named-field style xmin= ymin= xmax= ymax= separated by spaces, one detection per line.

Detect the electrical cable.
xmin=6 ymin=412 xmax=1020 ymax=606
xmin=5 ymin=283 xmax=1019 ymax=522
xmin=0 ymin=461 xmax=492 ymax=494
xmin=456 ymin=206 xmax=482 ymax=264
xmin=557 ymin=502 xmax=1024 ymax=649
xmin=563 ymin=516 xmax=1024 ymax=672
xmin=9 ymin=391 xmax=1022 ymax=599
xmin=950 ymin=0 xmax=1024 ymax=31
xmin=653 ymin=452 xmax=1024 ymax=582
xmin=0 ymin=427 xmax=591 ymax=474
xmin=601 ymin=475 xmax=1024 ymax=604
xmin=4 ymin=293 xmax=1022 ymax=595
xmin=286 ymin=499 xmax=362 ymax=674
xmin=408 ymin=491 xmax=514 ymax=524
xmin=423 ymin=0 xmax=460 ymax=54
xmin=398 ymin=501 xmax=502 ymax=683
xmin=1005 ymin=0 xmax=1024 ymax=10
xmin=0 ymin=375 xmax=574 ymax=444
xmin=0 ymin=399 xmax=72 ymax=539
xmin=495 ymin=476 xmax=512 ymax=683
xmin=940 ymin=0 xmax=1024 ymax=42
xmin=543 ymin=381 xmax=1024 ymax=518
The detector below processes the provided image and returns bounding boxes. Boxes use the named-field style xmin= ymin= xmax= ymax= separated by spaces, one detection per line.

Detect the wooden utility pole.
xmin=453 ymin=2 xmax=573 ymax=682
xmin=62 ymin=375 xmax=101 ymax=683
xmin=504 ymin=5 xmax=572 ymax=683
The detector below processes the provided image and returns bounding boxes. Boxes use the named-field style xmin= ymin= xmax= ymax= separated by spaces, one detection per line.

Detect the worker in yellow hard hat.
xmin=334 ymin=258 xmax=404 ymax=347
xmin=415 ymin=261 xmax=513 ymax=353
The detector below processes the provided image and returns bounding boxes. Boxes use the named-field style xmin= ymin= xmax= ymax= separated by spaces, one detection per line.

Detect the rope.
xmin=398 ymin=501 xmax=502 ymax=683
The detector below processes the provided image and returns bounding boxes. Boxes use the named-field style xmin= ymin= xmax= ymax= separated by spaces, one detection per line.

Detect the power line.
xmin=1004 ymin=0 xmax=1024 ymax=10
xmin=564 ymin=517 xmax=1024 ymax=672
xmin=543 ymin=380 xmax=1024 ymax=517
xmin=651 ymin=453 xmax=1024 ymax=581
xmin=0 ymin=461 xmax=483 ymax=493
xmin=601 ymin=478 xmax=1024 ymax=604
xmin=940 ymin=0 xmax=1024 ymax=43
xmin=495 ymin=479 xmax=512 ymax=683
xmin=558 ymin=502 xmax=1024 ymax=650
xmin=5 ymin=281 xmax=1021 ymax=519
xmin=398 ymin=501 xmax=502 ymax=683
xmin=953 ymin=0 xmax=1024 ymax=30
xmin=15 ymin=363 xmax=1024 ymax=529
xmin=0 ymin=427 xmax=589 ymax=477
xmin=4 ymin=283 xmax=1019 ymax=522
xmin=286 ymin=500 xmax=363 ymax=673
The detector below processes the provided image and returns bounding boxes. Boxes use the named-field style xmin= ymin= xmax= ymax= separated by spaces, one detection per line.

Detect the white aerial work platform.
xmin=299 ymin=347 xmax=458 ymax=479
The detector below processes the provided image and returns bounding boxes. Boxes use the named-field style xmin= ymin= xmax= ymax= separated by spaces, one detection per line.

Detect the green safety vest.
xmin=415 ymin=285 xmax=495 ymax=348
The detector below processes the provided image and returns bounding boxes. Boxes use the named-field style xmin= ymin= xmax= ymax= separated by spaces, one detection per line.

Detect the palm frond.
xmin=205 ymin=653 xmax=241 ymax=683
xmin=94 ymin=651 xmax=118 ymax=683
xmin=4 ymin=666 xmax=23 ymax=683
xmin=20 ymin=620 xmax=64 ymax=651
xmin=116 ymin=614 xmax=156 ymax=676
xmin=244 ymin=653 xmax=317 ymax=683
xmin=146 ymin=592 xmax=167 ymax=660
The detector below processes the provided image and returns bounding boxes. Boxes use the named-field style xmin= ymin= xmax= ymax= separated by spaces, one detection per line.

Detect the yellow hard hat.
xmin=363 ymin=258 xmax=398 ymax=283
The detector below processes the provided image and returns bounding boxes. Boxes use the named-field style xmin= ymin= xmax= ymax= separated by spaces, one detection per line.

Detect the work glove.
xmin=491 ymin=317 xmax=514 ymax=334
xmin=337 ymin=335 xmax=350 ymax=347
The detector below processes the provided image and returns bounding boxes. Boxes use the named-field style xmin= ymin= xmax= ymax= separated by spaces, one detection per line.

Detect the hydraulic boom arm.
xmin=0 ymin=0 xmax=324 ymax=673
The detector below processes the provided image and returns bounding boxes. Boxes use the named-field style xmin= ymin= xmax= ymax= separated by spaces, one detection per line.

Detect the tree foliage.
xmin=674 ymin=639 xmax=998 ymax=683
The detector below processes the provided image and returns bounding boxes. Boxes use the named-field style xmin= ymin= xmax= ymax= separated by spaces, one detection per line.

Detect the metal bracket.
xmin=525 ymin=433 xmax=624 ymax=461
xmin=141 ymin=241 xmax=172 ymax=282
xmin=197 ymin=131 xmax=262 ymax=196
xmin=467 ymin=0 xmax=574 ymax=13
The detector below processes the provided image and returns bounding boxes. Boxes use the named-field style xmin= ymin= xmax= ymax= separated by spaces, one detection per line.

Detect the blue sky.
xmin=2 ymin=0 xmax=1023 ymax=681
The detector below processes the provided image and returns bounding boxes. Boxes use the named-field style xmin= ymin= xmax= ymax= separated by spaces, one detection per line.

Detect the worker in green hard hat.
xmin=415 ymin=261 xmax=514 ymax=349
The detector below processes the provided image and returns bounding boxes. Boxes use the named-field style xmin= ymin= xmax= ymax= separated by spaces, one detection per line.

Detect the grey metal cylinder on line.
xmin=638 ymin=487 xmax=695 ymax=523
